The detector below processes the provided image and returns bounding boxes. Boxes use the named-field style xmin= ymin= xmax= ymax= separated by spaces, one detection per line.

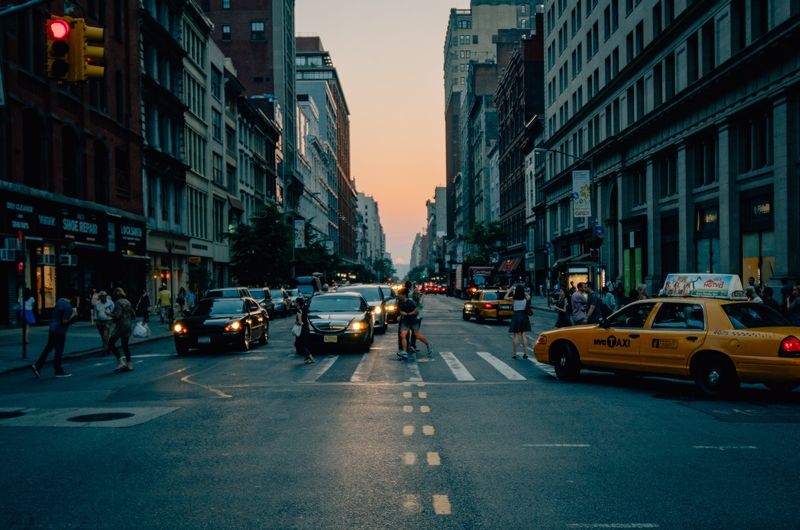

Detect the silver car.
xmin=336 ymin=285 xmax=389 ymax=334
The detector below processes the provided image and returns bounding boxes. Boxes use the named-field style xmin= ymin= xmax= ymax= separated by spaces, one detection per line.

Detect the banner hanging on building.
xmin=572 ymin=170 xmax=591 ymax=218
xmin=294 ymin=220 xmax=306 ymax=249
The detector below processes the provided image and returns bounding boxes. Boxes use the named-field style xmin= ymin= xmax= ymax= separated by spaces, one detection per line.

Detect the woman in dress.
xmin=504 ymin=285 xmax=532 ymax=359
xmin=551 ymin=288 xmax=572 ymax=328
xmin=108 ymin=287 xmax=136 ymax=372
xmin=294 ymin=297 xmax=314 ymax=364
xmin=20 ymin=288 xmax=36 ymax=344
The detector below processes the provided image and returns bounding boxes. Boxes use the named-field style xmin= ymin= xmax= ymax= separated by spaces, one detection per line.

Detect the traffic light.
xmin=68 ymin=18 xmax=105 ymax=82
xmin=46 ymin=16 xmax=72 ymax=81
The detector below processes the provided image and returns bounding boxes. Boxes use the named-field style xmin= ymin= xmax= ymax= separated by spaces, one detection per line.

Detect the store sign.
xmin=572 ymin=170 xmax=591 ymax=218
xmin=118 ymin=220 xmax=145 ymax=250
xmin=5 ymin=198 xmax=35 ymax=232
xmin=61 ymin=207 xmax=104 ymax=245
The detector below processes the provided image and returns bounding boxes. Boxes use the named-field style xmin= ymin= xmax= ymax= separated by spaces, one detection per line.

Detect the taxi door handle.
xmin=686 ymin=336 xmax=698 ymax=341
xmin=629 ymin=334 xmax=640 ymax=339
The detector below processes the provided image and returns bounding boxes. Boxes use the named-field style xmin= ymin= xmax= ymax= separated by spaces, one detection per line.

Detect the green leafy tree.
xmin=372 ymin=257 xmax=396 ymax=282
xmin=407 ymin=265 xmax=433 ymax=284
xmin=464 ymin=221 xmax=508 ymax=264
xmin=227 ymin=202 xmax=293 ymax=287
xmin=295 ymin=221 xmax=339 ymax=278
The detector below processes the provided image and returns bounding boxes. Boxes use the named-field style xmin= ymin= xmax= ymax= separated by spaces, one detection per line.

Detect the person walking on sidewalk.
xmin=158 ymin=286 xmax=171 ymax=324
xmin=136 ymin=288 xmax=151 ymax=323
xmin=31 ymin=287 xmax=79 ymax=378
xmin=93 ymin=291 xmax=115 ymax=355
xmin=396 ymin=288 xmax=432 ymax=360
xmin=505 ymin=285 xmax=532 ymax=359
xmin=19 ymin=288 xmax=36 ymax=344
xmin=108 ymin=288 xmax=136 ymax=372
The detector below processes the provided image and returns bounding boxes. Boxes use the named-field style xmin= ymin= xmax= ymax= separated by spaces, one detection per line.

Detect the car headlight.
xmin=386 ymin=304 xmax=396 ymax=311
xmin=373 ymin=306 xmax=382 ymax=314
xmin=224 ymin=321 xmax=242 ymax=332
xmin=348 ymin=321 xmax=366 ymax=331
xmin=464 ymin=304 xmax=472 ymax=309
xmin=173 ymin=323 xmax=184 ymax=333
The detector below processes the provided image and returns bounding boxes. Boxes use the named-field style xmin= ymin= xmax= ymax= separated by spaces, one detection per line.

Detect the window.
xmin=211 ymin=66 xmax=222 ymax=100
xmin=212 ymin=109 xmax=222 ymax=142
xmin=473 ymin=35 xmax=478 ymax=44
xmin=731 ymin=0 xmax=746 ymax=53
xmin=690 ymin=130 xmax=718 ymax=187
xmin=626 ymin=31 xmax=634 ymax=63
xmin=89 ymin=77 xmax=107 ymax=111
xmin=222 ymin=0 xmax=230 ymax=10
xmin=736 ymin=106 xmax=772 ymax=174
xmin=213 ymin=153 xmax=224 ymax=187
xmin=701 ymin=19 xmax=715 ymax=74
xmin=657 ymin=148 xmax=677 ymax=198
xmin=604 ymin=6 xmax=611 ymax=40
xmin=635 ymin=21 xmax=644 ymax=55
xmin=631 ymin=165 xmax=646 ymax=206
xmin=626 ymin=0 xmax=633 ymax=16
xmin=115 ymin=71 xmax=125 ymax=123
xmin=696 ymin=203 xmax=720 ymax=273
xmin=653 ymin=2 xmax=662 ymax=37
xmin=652 ymin=303 xmax=705 ymax=330
xmin=653 ymin=64 xmax=663 ymax=107
xmin=612 ymin=0 xmax=619 ymax=31
xmin=187 ymin=187 xmax=208 ymax=239
xmin=687 ymin=33 xmax=698 ymax=84
xmin=213 ymin=198 xmax=226 ymax=243
xmin=635 ymin=78 xmax=644 ymax=120
xmin=612 ymin=47 xmax=619 ymax=76
xmin=664 ymin=51 xmax=675 ymax=100
xmin=222 ymin=25 xmax=231 ymax=41
xmin=664 ymin=0 xmax=674 ymax=24
xmin=251 ymin=21 xmax=265 ymax=41
xmin=114 ymin=147 xmax=129 ymax=196
xmin=605 ymin=303 xmax=657 ymax=329
xmin=626 ymin=85 xmax=635 ymax=126
xmin=751 ymin=0 xmax=768 ymax=40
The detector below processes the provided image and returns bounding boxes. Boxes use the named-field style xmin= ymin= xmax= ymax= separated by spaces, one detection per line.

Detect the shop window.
xmin=741 ymin=190 xmax=774 ymax=286
xmin=695 ymin=203 xmax=720 ymax=273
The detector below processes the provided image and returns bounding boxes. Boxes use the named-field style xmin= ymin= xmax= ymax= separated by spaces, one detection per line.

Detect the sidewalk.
xmin=0 ymin=319 xmax=174 ymax=375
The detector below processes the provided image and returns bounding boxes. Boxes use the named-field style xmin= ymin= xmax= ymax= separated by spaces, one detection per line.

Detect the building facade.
xmin=539 ymin=0 xmax=800 ymax=295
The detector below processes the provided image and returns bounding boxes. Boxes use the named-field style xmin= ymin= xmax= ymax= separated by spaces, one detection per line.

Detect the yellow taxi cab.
xmin=462 ymin=288 xmax=513 ymax=323
xmin=532 ymin=274 xmax=800 ymax=397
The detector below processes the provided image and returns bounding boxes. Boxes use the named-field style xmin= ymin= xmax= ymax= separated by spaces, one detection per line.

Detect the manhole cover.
xmin=67 ymin=412 xmax=135 ymax=423
xmin=0 ymin=411 xmax=26 ymax=419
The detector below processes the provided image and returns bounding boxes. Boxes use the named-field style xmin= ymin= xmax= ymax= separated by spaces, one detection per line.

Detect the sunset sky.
xmin=295 ymin=0 xmax=470 ymax=270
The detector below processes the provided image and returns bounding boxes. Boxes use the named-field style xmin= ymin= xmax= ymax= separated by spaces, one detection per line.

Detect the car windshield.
xmin=308 ymin=296 xmax=363 ymax=313
xmin=340 ymin=287 xmax=382 ymax=301
xmin=482 ymin=292 xmax=499 ymax=301
xmin=269 ymin=290 xmax=284 ymax=298
xmin=722 ymin=303 xmax=791 ymax=329
xmin=192 ymin=299 xmax=246 ymax=316
xmin=297 ymin=285 xmax=315 ymax=295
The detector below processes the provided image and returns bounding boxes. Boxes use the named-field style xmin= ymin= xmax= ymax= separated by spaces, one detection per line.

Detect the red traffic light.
xmin=48 ymin=18 xmax=70 ymax=40
xmin=18 ymin=262 xmax=24 ymax=271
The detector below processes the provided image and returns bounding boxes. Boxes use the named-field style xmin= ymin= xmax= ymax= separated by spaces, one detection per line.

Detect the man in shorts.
xmin=396 ymin=288 xmax=432 ymax=360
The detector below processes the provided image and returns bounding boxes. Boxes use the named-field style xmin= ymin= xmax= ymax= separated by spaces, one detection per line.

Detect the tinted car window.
xmin=309 ymin=296 xmax=364 ymax=312
xmin=340 ymin=287 xmax=383 ymax=302
xmin=482 ymin=292 xmax=499 ymax=301
xmin=605 ymin=302 xmax=657 ymax=329
xmin=193 ymin=299 xmax=246 ymax=316
xmin=270 ymin=289 xmax=285 ymax=298
xmin=652 ymin=303 xmax=705 ymax=330
xmin=723 ymin=303 xmax=792 ymax=329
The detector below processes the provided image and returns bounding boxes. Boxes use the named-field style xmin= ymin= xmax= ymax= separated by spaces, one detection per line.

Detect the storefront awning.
xmin=497 ymin=257 xmax=522 ymax=273
xmin=551 ymin=253 xmax=591 ymax=269
xmin=228 ymin=195 xmax=245 ymax=212
xmin=121 ymin=254 xmax=152 ymax=263
xmin=70 ymin=241 xmax=108 ymax=251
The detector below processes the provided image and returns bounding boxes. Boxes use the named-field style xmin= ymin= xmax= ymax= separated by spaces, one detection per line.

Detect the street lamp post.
xmin=533 ymin=148 xmax=598 ymax=283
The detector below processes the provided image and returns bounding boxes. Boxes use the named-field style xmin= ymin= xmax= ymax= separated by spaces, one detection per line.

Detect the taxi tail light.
xmin=779 ymin=336 xmax=800 ymax=357
xmin=536 ymin=335 xmax=547 ymax=345
xmin=484 ymin=303 xmax=493 ymax=309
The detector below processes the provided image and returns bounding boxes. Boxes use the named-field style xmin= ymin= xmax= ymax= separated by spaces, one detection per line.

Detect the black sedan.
xmin=173 ymin=297 xmax=269 ymax=355
xmin=306 ymin=292 xmax=374 ymax=352
xmin=336 ymin=285 xmax=389 ymax=334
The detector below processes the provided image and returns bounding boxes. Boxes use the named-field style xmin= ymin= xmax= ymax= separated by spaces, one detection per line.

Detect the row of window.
xmin=185 ymin=73 xmax=206 ymax=120
xmin=220 ymin=21 xmax=266 ymax=42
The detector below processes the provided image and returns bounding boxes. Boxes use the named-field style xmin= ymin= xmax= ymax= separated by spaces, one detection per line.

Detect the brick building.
xmin=0 ymin=0 xmax=146 ymax=325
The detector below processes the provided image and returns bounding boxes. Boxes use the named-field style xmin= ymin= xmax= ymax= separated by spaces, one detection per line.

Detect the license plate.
xmin=198 ymin=336 xmax=211 ymax=344
xmin=323 ymin=335 xmax=338 ymax=343
xmin=500 ymin=305 xmax=511 ymax=309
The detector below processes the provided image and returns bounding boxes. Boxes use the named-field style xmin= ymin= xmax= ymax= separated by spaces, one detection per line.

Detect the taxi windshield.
xmin=722 ymin=303 xmax=792 ymax=329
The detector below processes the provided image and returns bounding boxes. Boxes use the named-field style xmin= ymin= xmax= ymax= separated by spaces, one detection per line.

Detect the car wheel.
xmin=552 ymin=342 xmax=581 ymax=381
xmin=259 ymin=327 xmax=268 ymax=345
xmin=176 ymin=344 xmax=189 ymax=356
xmin=476 ymin=313 xmax=485 ymax=323
xmin=693 ymin=354 xmax=739 ymax=398
xmin=239 ymin=327 xmax=251 ymax=351
xmin=376 ymin=324 xmax=387 ymax=335
xmin=462 ymin=311 xmax=470 ymax=321
xmin=764 ymin=382 xmax=800 ymax=393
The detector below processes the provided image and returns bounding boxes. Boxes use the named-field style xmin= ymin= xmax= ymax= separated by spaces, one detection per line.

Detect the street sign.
xmin=147 ymin=266 xmax=162 ymax=276
xmin=188 ymin=256 xmax=201 ymax=264
xmin=595 ymin=226 xmax=605 ymax=237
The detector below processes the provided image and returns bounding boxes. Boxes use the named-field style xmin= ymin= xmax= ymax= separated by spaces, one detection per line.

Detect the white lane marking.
xmin=569 ymin=523 xmax=659 ymax=528
xmin=476 ymin=352 xmax=526 ymax=380
xmin=439 ymin=351 xmax=476 ymax=381
xmin=692 ymin=446 xmax=758 ymax=451
xmin=298 ymin=355 xmax=339 ymax=383
xmin=529 ymin=346 xmax=557 ymax=377
xmin=239 ymin=357 xmax=267 ymax=361
xmin=406 ymin=361 xmax=423 ymax=382
xmin=350 ymin=353 xmax=376 ymax=382
xmin=484 ymin=325 xmax=492 ymax=330
xmin=523 ymin=444 xmax=590 ymax=447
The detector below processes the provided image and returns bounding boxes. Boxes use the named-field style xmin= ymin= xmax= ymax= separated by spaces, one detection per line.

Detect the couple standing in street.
xmin=397 ymin=287 xmax=432 ymax=360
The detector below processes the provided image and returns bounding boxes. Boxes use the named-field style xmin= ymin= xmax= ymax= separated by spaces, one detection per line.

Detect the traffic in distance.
xmin=169 ymin=272 xmax=800 ymax=398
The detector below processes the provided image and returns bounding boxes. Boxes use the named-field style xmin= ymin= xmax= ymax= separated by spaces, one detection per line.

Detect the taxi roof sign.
xmin=660 ymin=273 xmax=746 ymax=299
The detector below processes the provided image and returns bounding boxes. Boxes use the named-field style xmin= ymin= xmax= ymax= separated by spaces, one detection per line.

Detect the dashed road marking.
xmin=423 ymin=425 xmax=435 ymax=435
xmin=403 ymin=494 xmax=422 ymax=514
xmin=476 ymin=352 xmax=526 ymax=380
xmin=433 ymin=495 xmax=451 ymax=515
xmin=298 ymin=355 xmax=339 ymax=383
xmin=403 ymin=392 xmax=412 ymax=398
xmin=403 ymin=405 xmax=413 ymax=413
xmin=417 ymin=382 xmax=425 ymax=387
xmin=403 ymin=452 xmax=416 ymax=465
xmin=420 ymin=406 xmax=430 ymax=413
xmin=427 ymin=452 xmax=441 ymax=466
xmin=568 ymin=525 xmax=659 ymax=529
xmin=418 ymin=392 xmax=427 ymax=398
xmin=407 ymin=362 xmax=423 ymax=382
xmin=439 ymin=351 xmax=475 ymax=381
xmin=403 ymin=426 xmax=414 ymax=436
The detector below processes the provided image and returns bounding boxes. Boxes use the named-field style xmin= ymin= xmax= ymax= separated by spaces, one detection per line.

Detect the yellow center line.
xmin=420 ymin=406 xmax=430 ymax=413
xmin=417 ymin=382 xmax=425 ymax=387
xmin=403 ymin=494 xmax=422 ymax=514
xmin=180 ymin=375 xmax=232 ymax=398
xmin=418 ymin=392 xmax=427 ymax=398
xmin=423 ymin=425 xmax=435 ymax=435
xmin=427 ymin=452 xmax=441 ymax=466
xmin=403 ymin=452 xmax=416 ymax=465
xmin=403 ymin=426 xmax=414 ymax=436
xmin=403 ymin=382 xmax=412 ymax=387
xmin=403 ymin=405 xmax=413 ymax=413
xmin=403 ymin=392 xmax=412 ymax=398
xmin=433 ymin=495 xmax=451 ymax=515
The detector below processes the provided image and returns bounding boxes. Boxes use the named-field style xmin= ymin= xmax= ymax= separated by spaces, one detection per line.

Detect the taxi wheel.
xmin=462 ymin=311 xmax=470 ymax=321
xmin=693 ymin=354 xmax=739 ymax=398
xmin=764 ymin=382 xmax=800 ymax=393
xmin=476 ymin=314 xmax=485 ymax=323
xmin=552 ymin=342 xmax=581 ymax=381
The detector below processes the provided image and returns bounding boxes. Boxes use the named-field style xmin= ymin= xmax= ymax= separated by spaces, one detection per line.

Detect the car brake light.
xmin=536 ymin=335 xmax=547 ymax=345
xmin=484 ymin=303 xmax=493 ymax=309
xmin=780 ymin=336 xmax=800 ymax=357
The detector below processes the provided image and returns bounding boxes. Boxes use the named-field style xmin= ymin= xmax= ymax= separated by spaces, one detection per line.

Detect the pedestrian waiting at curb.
xmin=32 ymin=287 xmax=79 ymax=379
xmin=94 ymin=291 xmax=115 ymax=355
xmin=108 ymin=288 xmax=136 ymax=373
xmin=504 ymin=285 xmax=531 ymax=359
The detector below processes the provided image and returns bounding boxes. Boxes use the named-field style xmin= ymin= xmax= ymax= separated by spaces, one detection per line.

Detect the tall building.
xmin=539 ymin=0 xmax=800 ymax=294
xmin=296 ymin=94 xmax=333 ymax=244
xmin=296 ymin=36 xmax=356 ymax=264
xmin=410 ymin=233 xmax=423 ymax=269
xmin=0 ymin=0 xmax=146 ymax=325
xmin=357 ymin=193 xmax=386 ymax=271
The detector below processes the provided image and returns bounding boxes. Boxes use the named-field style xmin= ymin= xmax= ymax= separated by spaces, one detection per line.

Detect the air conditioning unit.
xmin=4 ymin=238 xmax=20 ymax=250
xmin=59 ymin=254 xmax=78 ymax=267
xmin=0 ymin=249 xmax=15 ymax=262
xmin=37 ymin=254 xmax=57 ymax=266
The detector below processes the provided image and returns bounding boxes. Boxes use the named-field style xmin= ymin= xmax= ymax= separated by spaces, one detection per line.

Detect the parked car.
xmin=269 ymin=288 xmax=290 ymax=317
xmin=305 ymin=292 xmax=374 ymax=352
xmin=205 ymin=287 xmax=253 ymax=299
xmin=173 ymin=297 xmax=269 ymax=355
xmin=248 ymin=287 xmax=276 ymax=319
xmin=337 ymin=285 xmax=389 ymax=334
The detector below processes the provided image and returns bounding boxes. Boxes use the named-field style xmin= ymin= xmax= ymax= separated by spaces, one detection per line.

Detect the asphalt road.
xmin=2 ymin=294 xmax=800 ymax=529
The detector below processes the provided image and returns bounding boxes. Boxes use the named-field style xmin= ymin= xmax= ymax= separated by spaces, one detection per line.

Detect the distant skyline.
xmin=295 ymin=0 xmax=470 ymax=268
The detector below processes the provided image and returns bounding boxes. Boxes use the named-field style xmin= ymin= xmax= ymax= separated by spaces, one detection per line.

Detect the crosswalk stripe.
xmin=529 ymin=347 xmax=557 ymax=378
xmin=298 ymin=355 xmax=339 ymax=383
xmin=406 ymin=361 xmax=423 ymax=382
xmin=439 ymin=351 xmax=475 ymax=381
xmin=350 ymin=353 xmax=376 ymax=382
xmin=476 ymin=352 xmax=526 ymax=380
